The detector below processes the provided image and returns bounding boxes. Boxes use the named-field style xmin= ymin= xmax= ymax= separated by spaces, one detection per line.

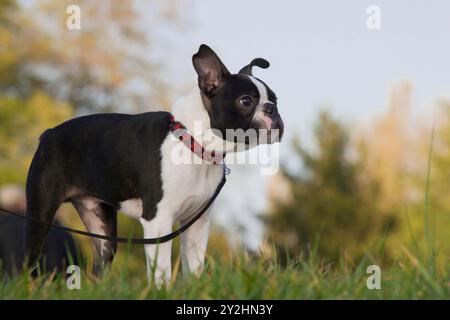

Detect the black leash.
xmin=0 ymin=168 xmax=226 ymax=245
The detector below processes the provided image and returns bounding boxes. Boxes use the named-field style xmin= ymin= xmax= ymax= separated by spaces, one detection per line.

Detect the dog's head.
xmin=193 ymin=44 xmax=284 ymax=146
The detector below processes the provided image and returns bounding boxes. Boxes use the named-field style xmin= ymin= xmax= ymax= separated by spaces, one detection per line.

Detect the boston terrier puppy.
xmin=24 ymin=44 xmax=284 ymax=284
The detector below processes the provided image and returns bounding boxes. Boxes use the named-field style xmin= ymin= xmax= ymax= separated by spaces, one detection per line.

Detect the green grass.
xmin=0 ymin=248 xmax=448 ymax=299
xmin=1 ymin=128 xmax=448 ymax=300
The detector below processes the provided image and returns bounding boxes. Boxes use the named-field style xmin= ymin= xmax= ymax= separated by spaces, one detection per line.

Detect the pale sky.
xmin=151 ymin=0 xmax=450 ymax=249
xmin=166 ymin=0 xmax=450 ymax=126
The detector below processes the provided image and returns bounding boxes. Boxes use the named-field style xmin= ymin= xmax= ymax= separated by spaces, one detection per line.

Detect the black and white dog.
xmin=24 ymin=45 xmax=284 ymax=284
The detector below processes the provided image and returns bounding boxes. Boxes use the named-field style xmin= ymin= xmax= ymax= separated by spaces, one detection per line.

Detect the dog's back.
xmin=24 ymin=111 xmax=172 ymax=272
xmin=31 ymin=111 xmax=172 ymax=205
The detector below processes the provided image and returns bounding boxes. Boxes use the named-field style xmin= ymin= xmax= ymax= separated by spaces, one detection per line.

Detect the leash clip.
xmin=223 ymin=162 xmax=231 ymax=176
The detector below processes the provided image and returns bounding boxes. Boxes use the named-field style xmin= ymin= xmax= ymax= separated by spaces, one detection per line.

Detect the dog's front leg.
xmin=180 ymin=211 xmax=210 ymax=277
xmin=140 ymin=215 xmax=173 ymax=286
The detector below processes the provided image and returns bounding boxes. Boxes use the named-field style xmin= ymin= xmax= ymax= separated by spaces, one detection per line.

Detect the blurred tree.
xmin=265 ymin=111 xmax=397 ymax=264
xmin=0 ymin=0 xmax=15 ymax=24
xmin=0 ymin=1 xmax=217 ymax=272
xmin=0 ymin=0 xmax=188 ymax=185
xmin=354 ymin=83 xmax=449 ymax=270
xmin=0 ymin=91 xmax=73 ymax=185
xmin=0 ymin=0 xmax=21 ymax=89
xmin=0 ymin=1 xmax=72 ymax=185
xmin=356 ymin=83 xmax=412 ymax=214
xmin=1 ymin=0 xmax=188 ymax=113
xmin=353 ymin=83 xmax=418 ymax=259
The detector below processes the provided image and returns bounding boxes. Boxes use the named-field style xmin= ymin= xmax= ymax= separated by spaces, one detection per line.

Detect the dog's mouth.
xmin=251 ymin=116 xmax=284 ymax=144
xmin=208 ymin=116 xmax=284 ymax=151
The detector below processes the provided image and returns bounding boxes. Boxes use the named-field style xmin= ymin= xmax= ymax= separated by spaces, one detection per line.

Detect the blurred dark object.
xmin=0 ymin=185 xmax=79 ymax=277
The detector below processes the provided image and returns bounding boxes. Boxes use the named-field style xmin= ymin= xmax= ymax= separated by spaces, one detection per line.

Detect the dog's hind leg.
xmin=24 ymin=148 xmax=66 ymax=274
xmin=72 ymin=198 xmax=117 ymax=277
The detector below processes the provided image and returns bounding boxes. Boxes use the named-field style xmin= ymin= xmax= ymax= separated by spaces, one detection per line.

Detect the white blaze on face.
xmin=248 ymin=76 xmax=274 ymax=129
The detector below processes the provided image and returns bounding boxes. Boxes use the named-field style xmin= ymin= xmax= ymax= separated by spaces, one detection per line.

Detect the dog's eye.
xmin=239 ymin=96 xmax=254 ymax=107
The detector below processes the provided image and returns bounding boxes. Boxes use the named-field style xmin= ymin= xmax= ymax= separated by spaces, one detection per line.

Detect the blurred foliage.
xmin=0 ymin=1 xmax=75 ymax=185
xmin=0 ymin=92 xmax=73 ymax=185
xmin=0 ymin=0 xmax=184 ymax=113
xmin=265 ymin=83 xmax=449 ymax=273
xmin=0 ymin=0 xmax=192 ymax=271
xmin=355 ymin=84 xmax=449 ymax=271
xmin=0 ymin=0 xmax=233 ymax=275
xmin=0 ymin=0 xmax=188 ymax=182
xmin=0 ymin=0 xmax=16 ymax=24
xmin=265 ymin=111 xmax=397 ymax=265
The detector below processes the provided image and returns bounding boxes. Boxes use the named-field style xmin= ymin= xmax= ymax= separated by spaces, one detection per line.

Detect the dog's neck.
xmin=171 ymin=92 xmax=237 ymax=153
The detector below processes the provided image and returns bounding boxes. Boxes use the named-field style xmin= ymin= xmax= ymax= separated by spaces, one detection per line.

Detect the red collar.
xmin=169 ymin=114 xmax=225 ymax=164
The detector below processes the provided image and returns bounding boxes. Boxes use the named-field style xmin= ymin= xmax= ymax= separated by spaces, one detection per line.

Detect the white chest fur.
xmin=119 ymin=93 xmax=226 ymax=223
xmin=158 ymin=135 xmax=224 ymax=222
xmin=119 ymin=136 xmax=224 ymax=222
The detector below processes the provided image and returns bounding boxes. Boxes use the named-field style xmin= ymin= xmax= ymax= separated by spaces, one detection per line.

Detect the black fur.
xmin=24 ymin=44 xmax=284 ymax=277
xmin=192 ymin=45 xmax=283 ymax=143
xmin=207 ymin=74 xmax=280 ymax=137
xmin=25 ymin=111 xmax=171 ymax=274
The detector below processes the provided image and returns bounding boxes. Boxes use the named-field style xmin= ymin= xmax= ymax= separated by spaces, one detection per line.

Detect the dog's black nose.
xmin=263 ymin=103 xmax=276 ymax=115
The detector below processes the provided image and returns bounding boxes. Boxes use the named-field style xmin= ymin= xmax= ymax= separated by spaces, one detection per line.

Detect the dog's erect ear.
xmin=239 ymin=58 xmax=270 ymax=76
xmin=193 ymin=44 xmax=230 ymax=97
